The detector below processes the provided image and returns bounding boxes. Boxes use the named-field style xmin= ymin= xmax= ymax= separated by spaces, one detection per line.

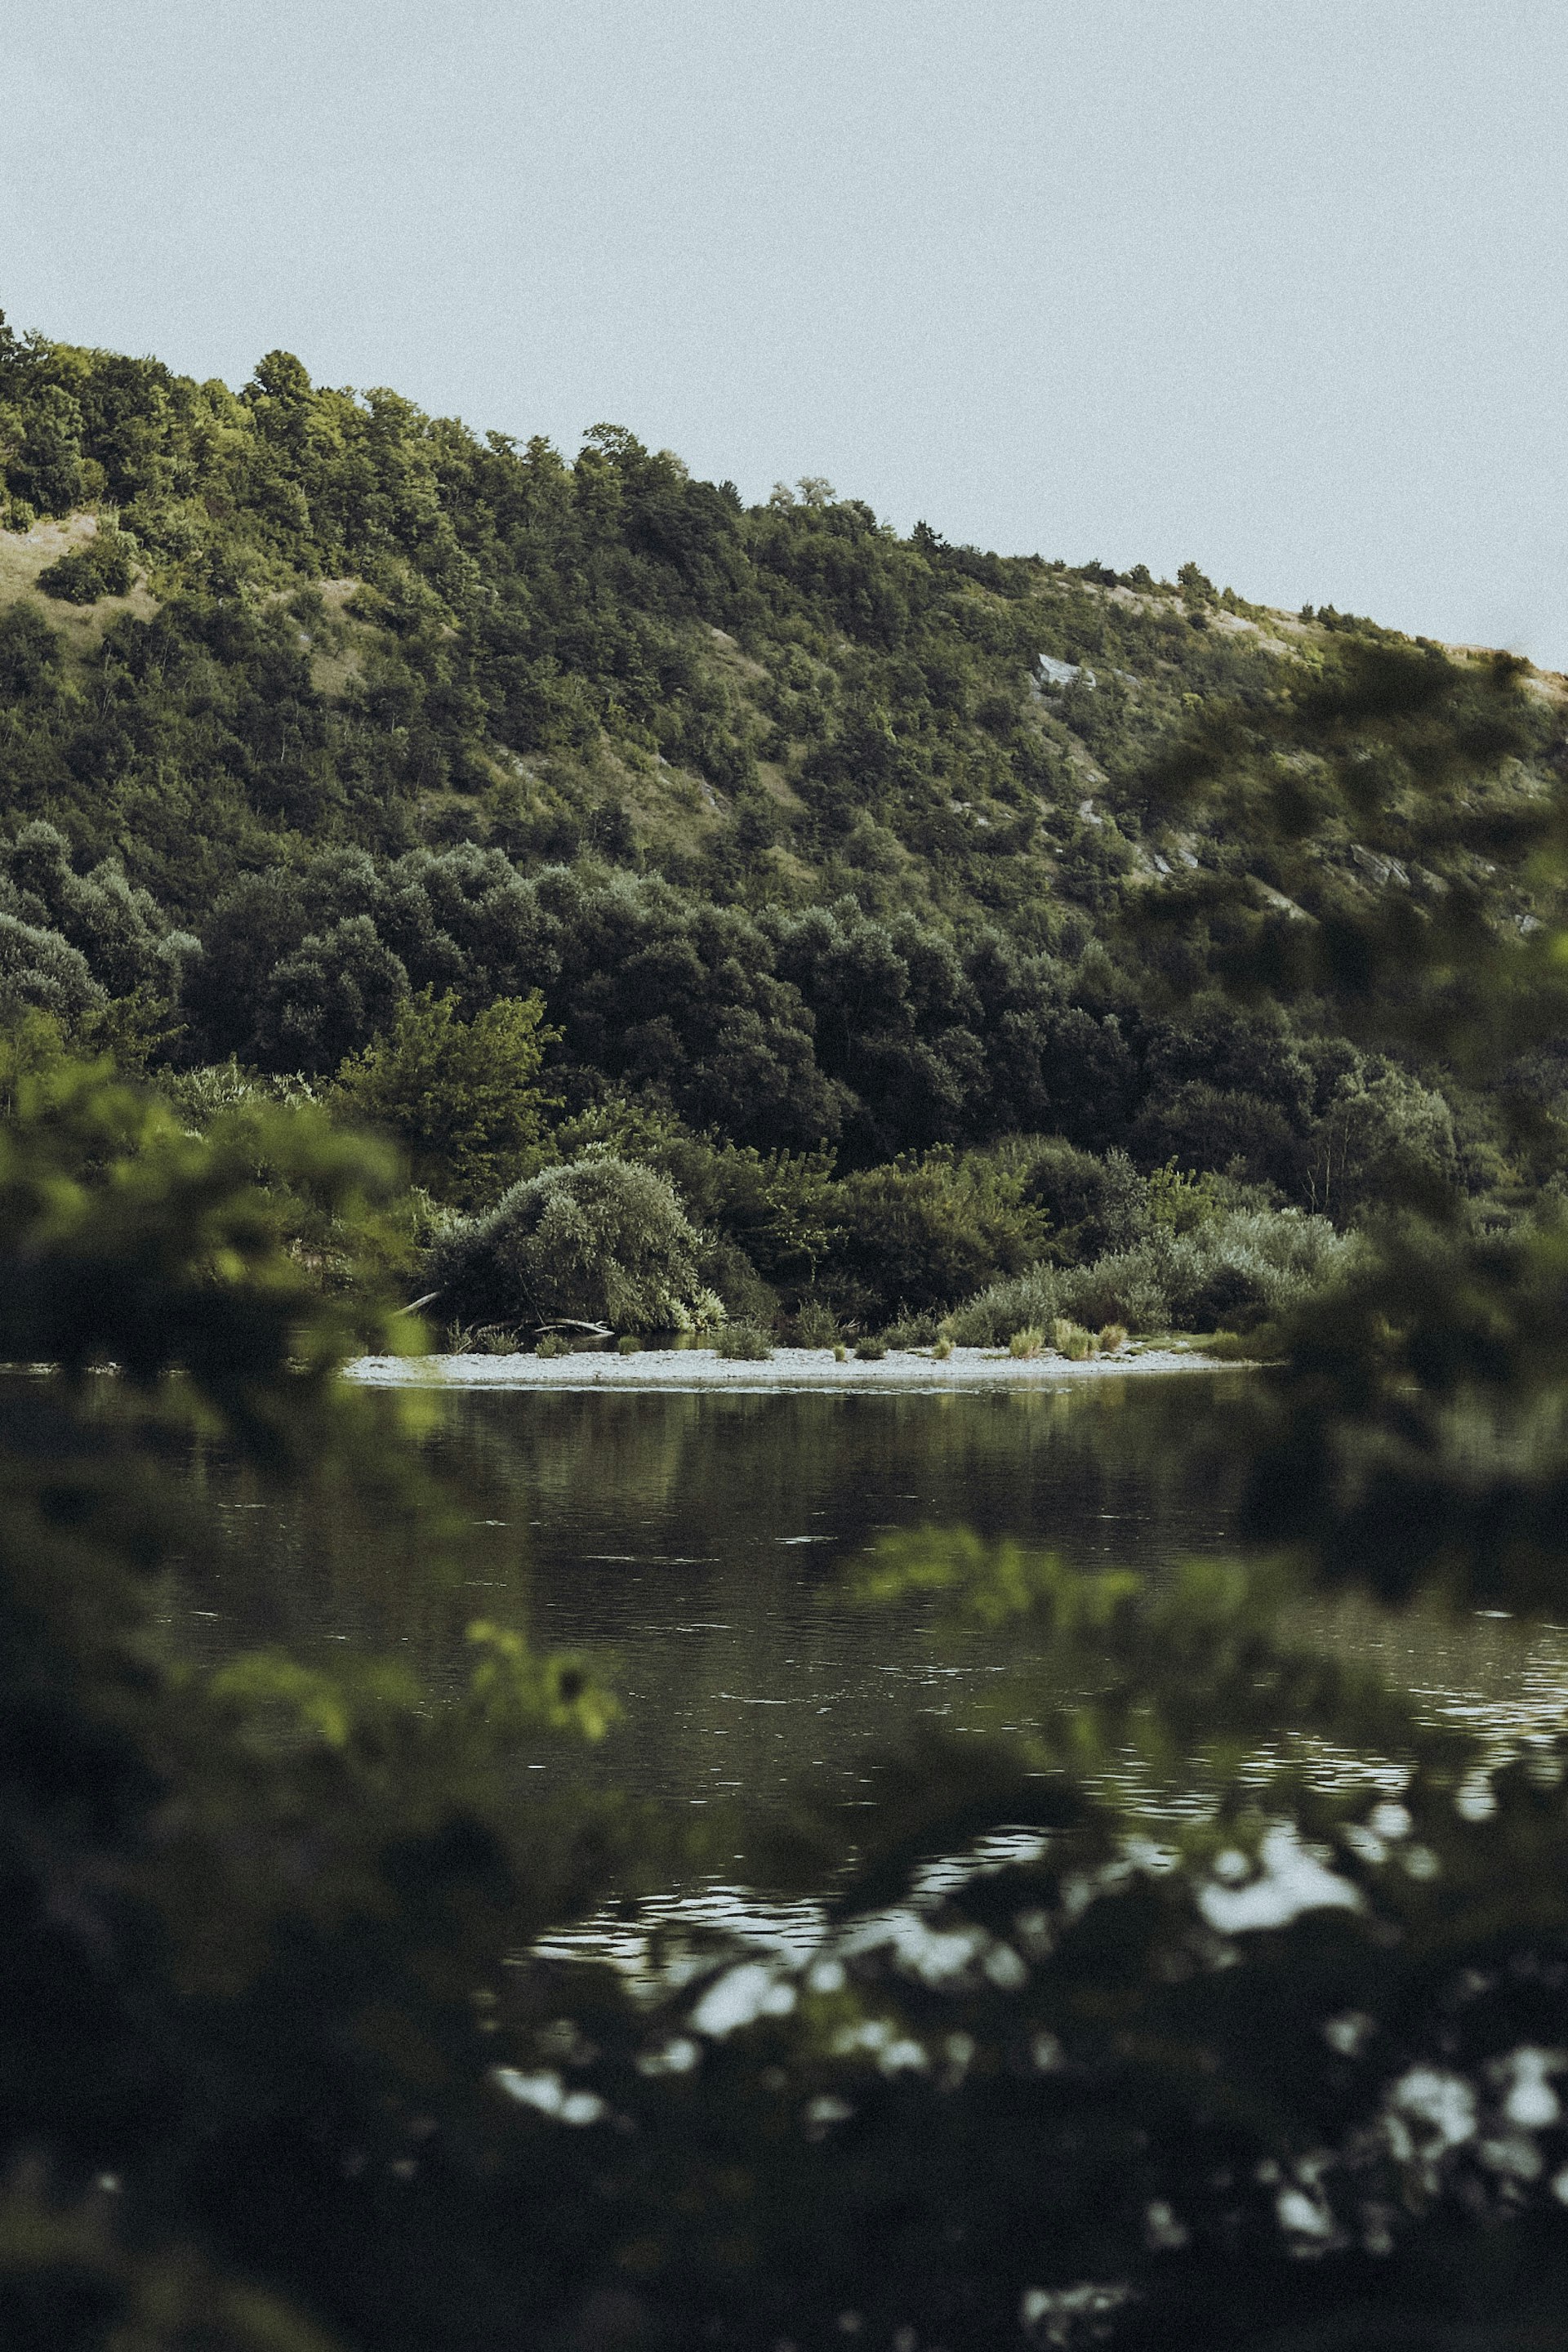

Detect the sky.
xmin=3 ymin=0 xmax=1565 ymax=665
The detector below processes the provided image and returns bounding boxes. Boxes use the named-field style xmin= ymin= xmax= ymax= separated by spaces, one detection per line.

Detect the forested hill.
xmin=1 ymin=308 xmax=1565 ymax=1203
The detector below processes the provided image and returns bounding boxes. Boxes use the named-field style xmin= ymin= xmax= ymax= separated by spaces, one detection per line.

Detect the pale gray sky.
xmin=4 ymin=1 xmax=1564 ymax=663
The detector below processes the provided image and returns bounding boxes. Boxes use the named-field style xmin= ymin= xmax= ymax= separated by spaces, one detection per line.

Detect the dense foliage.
xmin=2 ymin=308 xmax=1564 ymax=1340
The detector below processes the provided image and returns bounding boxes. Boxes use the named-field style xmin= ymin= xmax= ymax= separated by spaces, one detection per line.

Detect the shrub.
xmin=713 ymin=1322 xmax=773 ymax=1360
xmin=617 ymin=1334 xmax=641 ymax=1354
xmin=882 ymin=1309 xmax=939 ymax=1348
xmin=947 ymin=1203 xmax=1356 ymax=1346
xmin=1012 ymin=1138 xmax=1148 ymax=1262
xmin=944 ymin=1264 xmax=1062 ymax=1347
xmin=426 ymin=1156 xmax=721 ymax=1335
xmin=1054 ymin=1319 xmax=1095 ymax=1361
xmin=931 ymin=1334 xmax=953 ymax=1361
xmin=47 ymin=562 xmax=100 ymax=617
xmin=822 ymin=1151 xmax=1048 ymax=1321
xmin=35 ymin=529 xmax=136 ymax=604
xmin=534 ymin=1332 xmax=569 ymax=1357
xmin=1098 ymin=1321 xmax=1129 ymax=1352
xmin=1054 ymin=1250 xmax=1170 ymax=1334
xmin=791 ymin=1298 xmax=840 ymax=1348
xmin=477 ymin=1328 xmax=521 ymax=1355
xmin=1154 ymin=1209 xmax=1353 ymax=1331
xmin=1144 ymin=1160 xmax=1228 ymax=1236
xmin=699 ymin=1229 xmax=780 ymax=1327
xmin=1009 ymin=1326 xmax=1045 ymax=1358
xmin=0 ymin=911 xmax=106 ymax=1023
xmin=853 ymin=1335 xmax=887 ymax=1361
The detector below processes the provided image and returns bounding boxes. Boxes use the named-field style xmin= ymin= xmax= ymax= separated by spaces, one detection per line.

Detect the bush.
xmin=1011 ymin=1137 xmax=1148 ymax=1262
xmin=427 ymin=1156 xmax=721 ymax=1334
xmin=822 ymin=1151 xmax=1048 ymax=1322
xmin=617 ymin=1334 xmax=641 ymax=1353
xmin=791 ymin=1298 xmax=840 ymax=1348
xmin=1099 ymin=1321 xmax=1129 ymax=1352
xmin=944 ymin=1263 xmax=1062 ymax=1347
xmin=882 ymin=1309 xmax=939 ymax=1347
xmin=1054 ymin=1249 xmax=1171 ymax=1333
xmin=1053 ymin=1316 xmax=1096 ymax=1360
xmin=1153 ymin=1209 xmax=1353 ymax=1330
xmin=853 ymin=1334 xmax=887 ymax=1360
xmin=35 ymin=529 xmax=136 ymax=603
xmin=713 ymin=1321 xmax=772 ymax=1360
xmin=698 ymin=1228 xmax=780 ymax=1327
xmin=947 ymin=1205 xmax=1354 ymax=1343
xmin=0 ymin=912 xmax=106 ymax=1023
xmin=534 ymin=1331 xmax=569 ymax=1357
xmin=60 ymin=530 xmax=134 ymax=600
xmin=1009 ymin=1326 xmax=1045 ymax=1358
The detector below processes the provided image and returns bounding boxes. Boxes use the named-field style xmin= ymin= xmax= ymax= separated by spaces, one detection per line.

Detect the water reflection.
xmin=158 ymin=1380 xmax=1240 ymax=1802
xmin=145 ymin=1375 xmax=1568 ymax=1831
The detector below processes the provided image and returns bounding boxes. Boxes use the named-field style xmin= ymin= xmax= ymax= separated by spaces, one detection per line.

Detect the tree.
xmin=0 ymin=911 xmax=104 ymax=1022
xmin=255 ymin=915 xmax=410 ymax=1074
xmin=332 ymin=987 xmax=558 ymax=1208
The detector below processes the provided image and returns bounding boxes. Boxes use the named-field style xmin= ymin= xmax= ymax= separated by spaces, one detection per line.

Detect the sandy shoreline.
xmin=344 ymin=1343 xmax=1234 ymax=1393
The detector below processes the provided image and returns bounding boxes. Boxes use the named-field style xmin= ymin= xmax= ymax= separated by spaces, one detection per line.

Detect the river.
xmin=158 ymin=1374 xmax=1568 ymax=1860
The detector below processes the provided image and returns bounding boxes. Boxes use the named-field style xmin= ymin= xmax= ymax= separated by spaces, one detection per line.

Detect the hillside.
xmin=2 ymin=308 xmax=1566 ymax=1334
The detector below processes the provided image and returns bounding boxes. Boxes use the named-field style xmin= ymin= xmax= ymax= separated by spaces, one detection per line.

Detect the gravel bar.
xmin=343 ymin=1343 xmax=1232 ymax=1393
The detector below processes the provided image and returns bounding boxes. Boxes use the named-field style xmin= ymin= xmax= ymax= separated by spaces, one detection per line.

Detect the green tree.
xmin=332 ymin=986 xmax=558 ymax=1208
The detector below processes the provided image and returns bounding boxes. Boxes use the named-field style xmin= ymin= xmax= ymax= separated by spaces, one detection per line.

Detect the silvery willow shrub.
xmin=948 ymin=1205 xmax=1353 ymax=1343
xmin=1149 ymin=1206 xmax=1354 ymax=1330
xmin=945 ymin=1263 xmax=1064 ymax=1346
xmin=425 ymin=1155 xmax=723 ymax=1334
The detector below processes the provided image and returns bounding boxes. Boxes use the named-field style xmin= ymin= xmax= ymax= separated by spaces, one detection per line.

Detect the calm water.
xmin=152 ymin=1374 xmax=1568 ymax=1838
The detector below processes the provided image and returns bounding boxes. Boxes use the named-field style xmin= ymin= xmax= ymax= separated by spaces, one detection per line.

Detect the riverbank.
xmin=344 ymin=1342 xmax=1234 ymax=1392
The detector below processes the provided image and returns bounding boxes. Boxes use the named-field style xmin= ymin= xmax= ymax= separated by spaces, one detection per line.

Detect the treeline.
xmin=1 ymin=813 xmax=1477 ymax=1203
